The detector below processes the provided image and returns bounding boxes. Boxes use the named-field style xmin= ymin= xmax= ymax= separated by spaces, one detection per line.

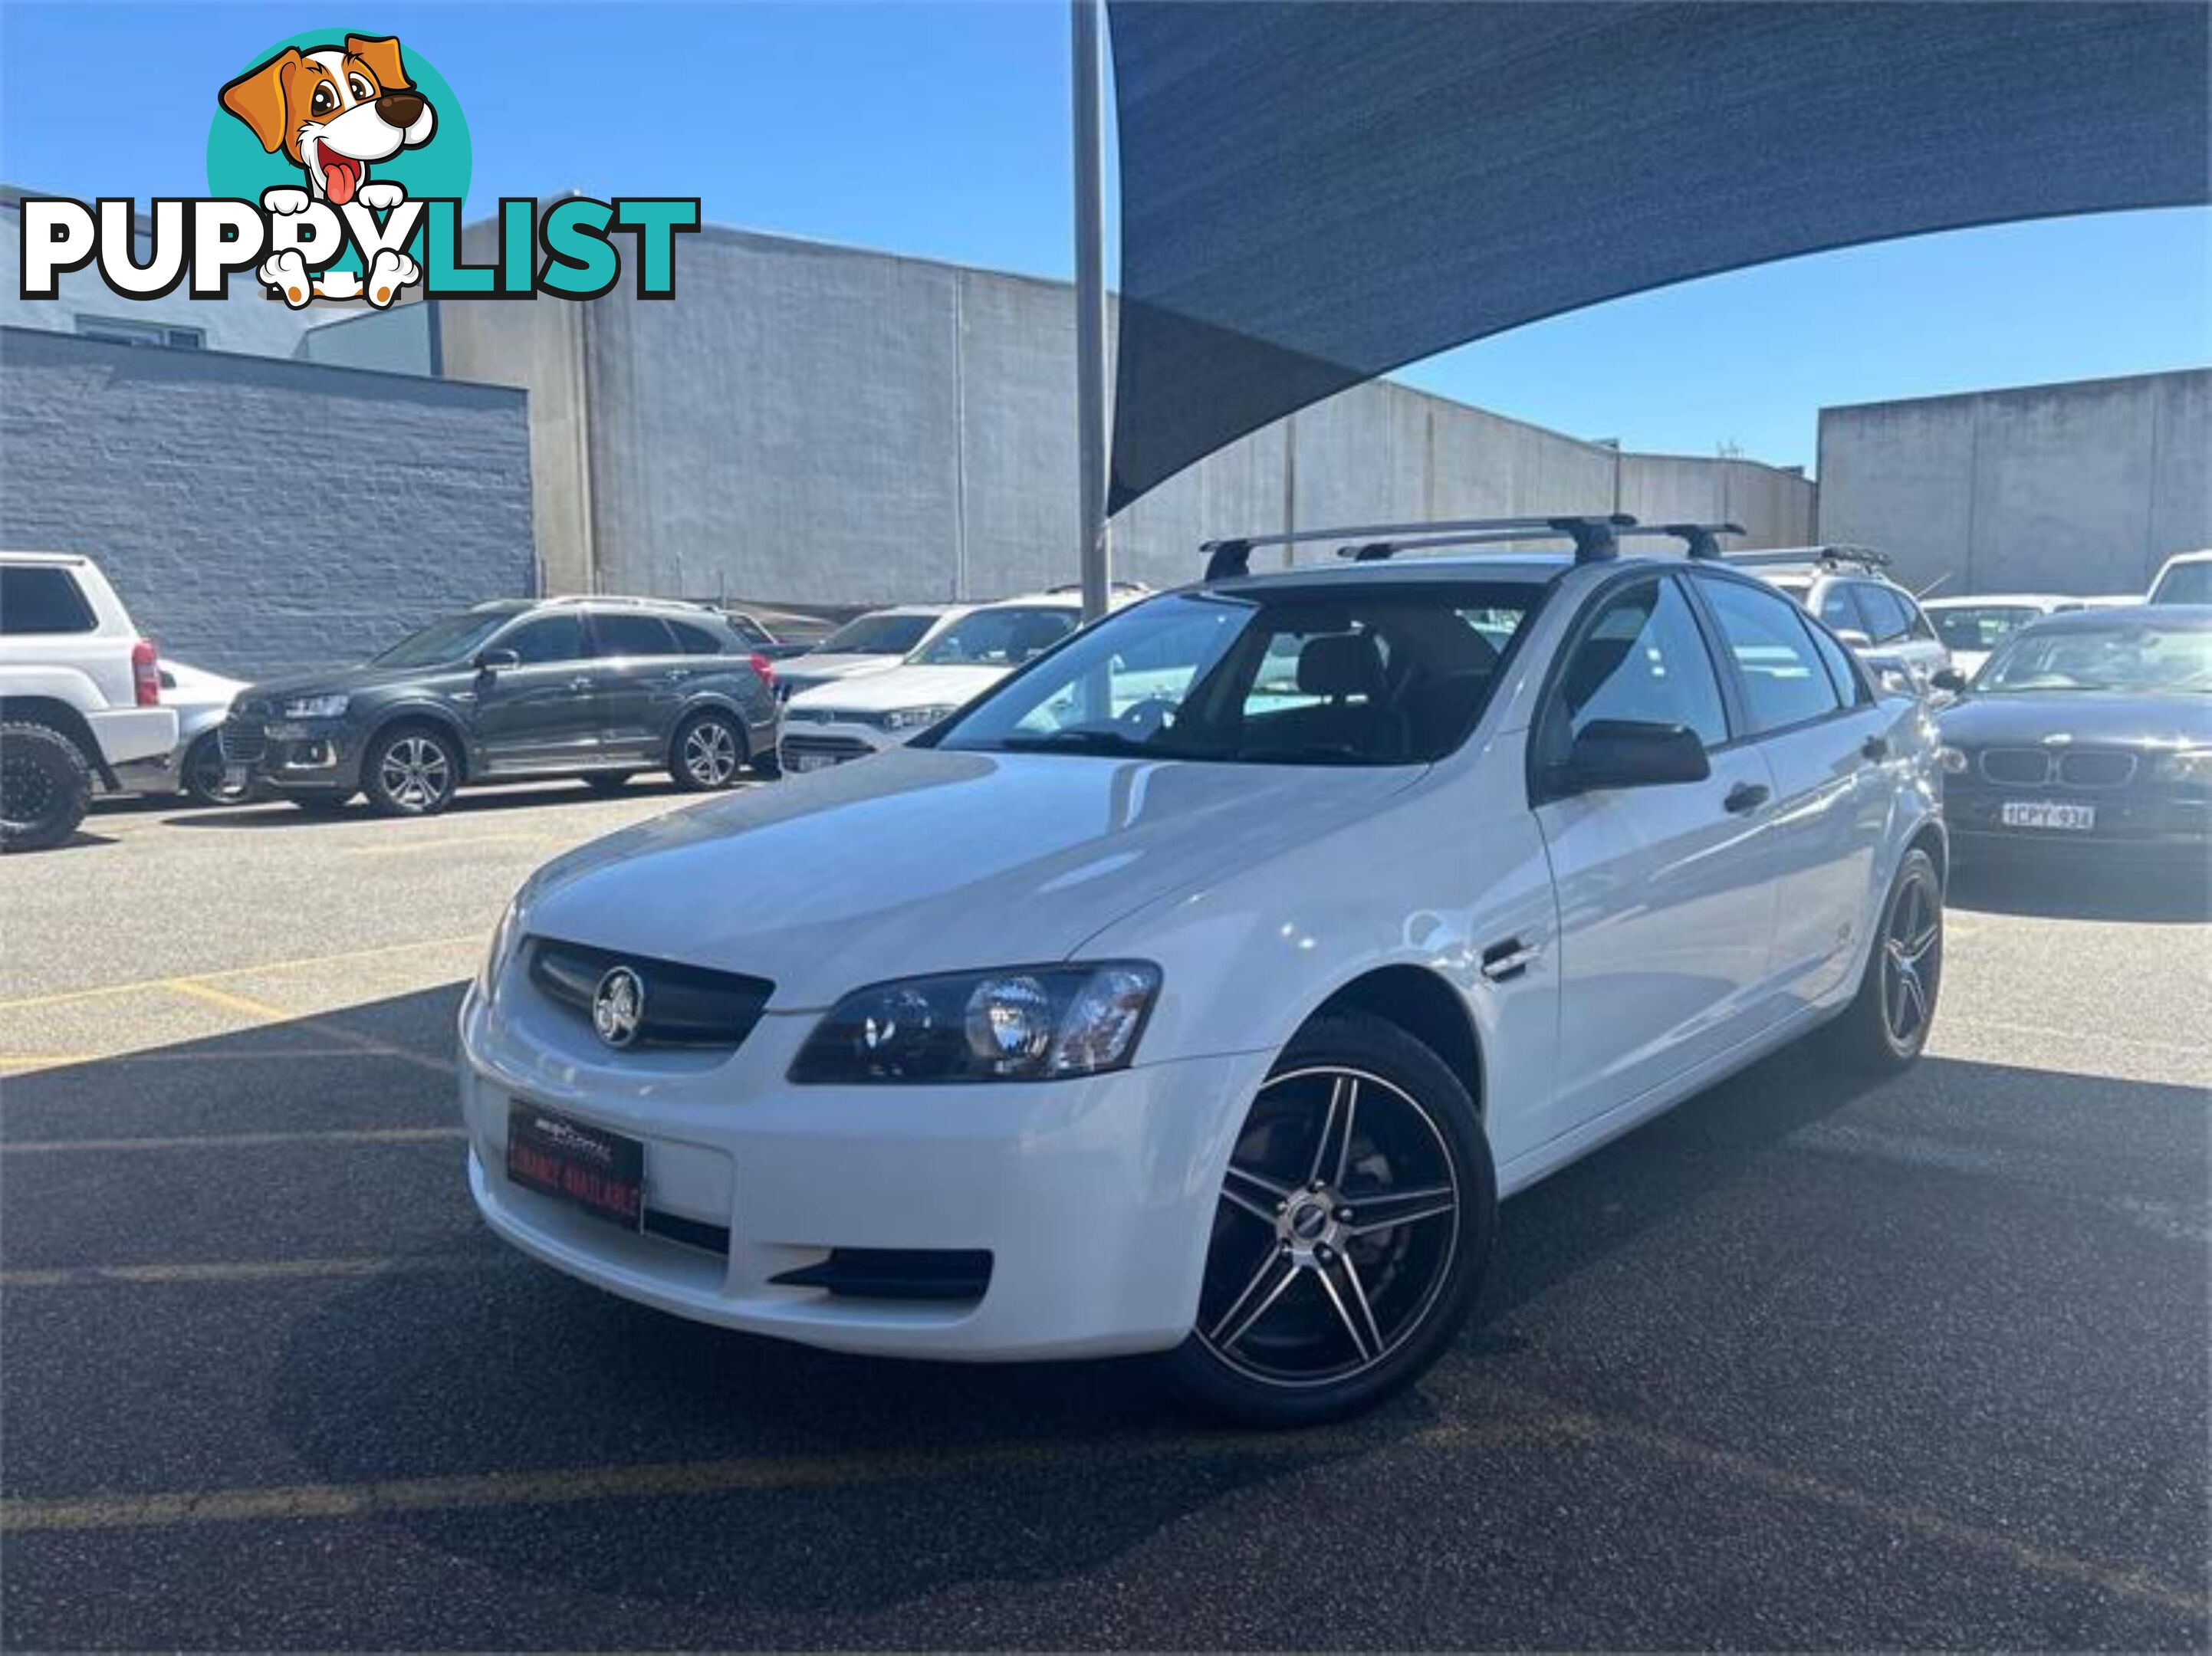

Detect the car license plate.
xmin=223 ymin=764 xmax=250 ymax=791
xmin=505 ymin=1103 xmax=645 ymax=1230
xmin=790 ymin=752 xmax=840 ymax=773
xmin=2000 ymin=800 xmax=2095 ymax=832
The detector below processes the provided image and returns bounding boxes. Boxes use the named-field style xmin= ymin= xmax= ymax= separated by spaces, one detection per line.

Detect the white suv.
xmin=1 ymin=552 xmax=178 ymax=850
xmin=462 ymin=514 xmax=1944 ymax=1424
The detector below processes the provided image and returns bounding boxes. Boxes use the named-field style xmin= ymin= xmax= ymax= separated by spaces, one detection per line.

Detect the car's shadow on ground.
xmin=1948 ymin=854 xmax=2210 ymax=922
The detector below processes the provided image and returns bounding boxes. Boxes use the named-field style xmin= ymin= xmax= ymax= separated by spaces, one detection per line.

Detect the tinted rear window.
xmin=0 ymin=566 xmax=96 ymax=635
xmin=593 ymin=613 xmax=680 ymax=656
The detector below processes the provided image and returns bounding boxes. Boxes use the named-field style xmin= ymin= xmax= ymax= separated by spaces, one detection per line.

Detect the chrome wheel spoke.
xmin=1320 ymin=1255 xmax=1385 ymax=1363
xmin=1221 ymin=1161 xmax=1291 ymax=1223
xmin=1345 ymin=1184 xmax=1456 ymax=1237
xmin=1310 ymin=1075 xmax=1358 ymax=1187
xmin=1209 ymin=1250 xmax=1300 ymax=1351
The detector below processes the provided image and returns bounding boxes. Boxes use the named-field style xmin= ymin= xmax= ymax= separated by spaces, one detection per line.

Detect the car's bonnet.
xmin=521 ymin=744 xmax=1418 ymax=1008
xmin=787 ymin=662 xmax=1011 ymax=715
xmin=1939 ymin=690 xmax=2212 ymax=749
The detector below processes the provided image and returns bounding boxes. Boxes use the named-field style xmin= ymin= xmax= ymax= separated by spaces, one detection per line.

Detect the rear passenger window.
xmin=0 ymin=566 xmax=97 ymax=635
xmin=1701 ymin=579 xmax=1847 ymax=732
xmin=593 ymin=614 xmax=679 ymax=656
xmin=503 ymin=615 xmax=587 ymax=664
xmin=1546 ymin=577 xmax=1729 ymax=754
xmin=666 ymin=620 xmax=727 ymax=656
xmin=1802 ymin=616 xmax=1871 ymax=705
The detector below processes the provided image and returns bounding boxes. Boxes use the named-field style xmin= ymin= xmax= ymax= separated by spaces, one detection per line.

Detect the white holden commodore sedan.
xmin=462 ymin=514 xmax=1946 ymax=1425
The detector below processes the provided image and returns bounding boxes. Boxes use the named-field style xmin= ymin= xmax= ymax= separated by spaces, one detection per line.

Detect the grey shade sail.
xmin=1104 ymin=2 xmax=2210 ymax=512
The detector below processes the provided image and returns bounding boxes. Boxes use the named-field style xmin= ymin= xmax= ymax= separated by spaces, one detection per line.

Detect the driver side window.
xmin=501 ymin=615 xmax=587 ymax=665
xmin=1544 ymin=577 xmax=1730 ymax=763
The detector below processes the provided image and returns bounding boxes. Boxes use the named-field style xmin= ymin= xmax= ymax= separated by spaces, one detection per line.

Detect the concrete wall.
xmin=1818 ymin=371 xmax=2212 ymax=596
xmin=440 ymin=226 xmax=1817 ymax=607
xmin=0 ymin=327 xmax=532 ymax=678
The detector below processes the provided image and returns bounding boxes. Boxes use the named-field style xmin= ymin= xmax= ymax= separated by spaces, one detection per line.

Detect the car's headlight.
xmin=474 ymin=891 xmax=526 ymax=1002
xmin=1936 ymin=744 xmax=1970 ymax=774
xmin=2152 ymin=748 xmax=2212 ymax=786
xmin=281 ymin=693 xmax=349 ymax=719
xmin=877 ymin=705 xmax=957 ymax=732
xmin=790 ymin=962 xmax=1162 ymax=1083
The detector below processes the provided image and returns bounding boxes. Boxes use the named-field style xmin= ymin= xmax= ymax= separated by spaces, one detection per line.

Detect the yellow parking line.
xmin=2 ymin=1127 xmax=465 ymax=1155
xmin=0 ymin=935 xmax=481 ymax=1014
xmin=159 ymin=980 xmax=455 ymax=1076
xmin=1 ymin=1254 xmax=505 ymax=1290
xmin=0 ymin=1416 xmax=1569 ymax=1534
xmin=0 ymin=1054 xmax=103 ymax=1070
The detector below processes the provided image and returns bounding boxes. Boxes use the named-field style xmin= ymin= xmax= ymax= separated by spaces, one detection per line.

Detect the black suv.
xmin=222 ymin=598 xmax=782 ymax=816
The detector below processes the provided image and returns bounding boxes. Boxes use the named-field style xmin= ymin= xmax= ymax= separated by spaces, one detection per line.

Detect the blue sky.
xmin=4 ymin=1 xmax=2204 ymax=471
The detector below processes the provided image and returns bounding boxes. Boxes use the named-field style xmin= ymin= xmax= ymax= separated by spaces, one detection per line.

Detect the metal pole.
xmin=1071 ymin=0 xmax=1111 ymax=621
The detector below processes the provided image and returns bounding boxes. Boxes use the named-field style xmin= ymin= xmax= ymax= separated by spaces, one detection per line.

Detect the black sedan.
xmin=1937 ymin=605 xmax=2212 ymax=859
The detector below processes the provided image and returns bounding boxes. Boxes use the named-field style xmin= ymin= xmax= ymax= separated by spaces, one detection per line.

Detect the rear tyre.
xmin=363 ymin=725 xmax=459 ymax=817
xmin=1162 ymin=1010 xmax=1495 ymax=1428
xmin=0 ymin=721 xmax=91 ymax=853
xmin=670 ymin=709 xmax=746 ymax=792
xmin=1824 ymin=846 xmax=1943 ymax=1073
xmin=582 ymin=772 xmax=636 ymax=795
xmin=180 ymin=731 xmax=249 ymax=807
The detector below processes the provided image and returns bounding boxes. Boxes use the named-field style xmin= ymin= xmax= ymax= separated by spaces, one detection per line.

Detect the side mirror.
xmin=475 ymin=648 xmax=520 ymax=674
xmin=1557 ymin=719 xmax=1711 ymax=793
xmin=1930 ymin=667 xmax=1968 ymax=695
xmin=1835 ymin=629 xmax=1874 ymax=650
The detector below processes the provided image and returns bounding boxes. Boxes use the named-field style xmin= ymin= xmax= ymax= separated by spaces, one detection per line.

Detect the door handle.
xmin=1861 ymin=735 xmax=1890 ymax=763
xmin=1724 ymin=780 xmax=1770 ymax=815
xmin=1479 ymin=937 xmax=1541 ymax=983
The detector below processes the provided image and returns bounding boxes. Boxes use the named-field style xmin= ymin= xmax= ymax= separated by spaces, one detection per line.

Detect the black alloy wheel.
xmin=1166 ymin=1011 xmax=1494 ymax=1426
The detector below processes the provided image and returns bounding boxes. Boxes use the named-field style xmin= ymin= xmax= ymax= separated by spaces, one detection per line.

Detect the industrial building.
xmin=2 ymin=189 xmax=2200 ymax=678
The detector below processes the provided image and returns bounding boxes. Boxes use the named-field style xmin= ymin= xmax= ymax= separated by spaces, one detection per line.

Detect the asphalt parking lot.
xmin=2 ymin=784 xmax=2206 ymax=1650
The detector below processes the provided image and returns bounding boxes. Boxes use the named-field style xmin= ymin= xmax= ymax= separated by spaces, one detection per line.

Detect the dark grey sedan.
xmin=1936 ymin=606 xmax=2212 ymax=859
xmin=222 ymin=598 xmax=782 ymax=816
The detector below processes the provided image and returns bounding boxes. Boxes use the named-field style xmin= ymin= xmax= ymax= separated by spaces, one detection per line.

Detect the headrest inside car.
xmin=1297 ymin=632 xmax=1385 ymax=698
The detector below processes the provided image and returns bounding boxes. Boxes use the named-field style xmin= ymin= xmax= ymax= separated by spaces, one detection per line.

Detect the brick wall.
xmin=0 ymin=327 xmax=533 ymax=678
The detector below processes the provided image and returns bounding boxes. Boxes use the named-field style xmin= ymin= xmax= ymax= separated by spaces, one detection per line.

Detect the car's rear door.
xmin=587 ymin=612 xmax=688 ymax=762
xmin=1691 ymin=573 xmax=1892 ymax=1010
xmin=1531 ymin=572 xmax=1784 ymax=1135
xmin=472 ymin=612 xmax=599 ymax=772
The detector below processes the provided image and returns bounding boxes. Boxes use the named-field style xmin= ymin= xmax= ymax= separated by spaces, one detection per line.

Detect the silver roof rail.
xmin=1724 ymin=544 xmax=1891 ymax=571
xmin=1201 ymin=514 xmax=1637 ymax=581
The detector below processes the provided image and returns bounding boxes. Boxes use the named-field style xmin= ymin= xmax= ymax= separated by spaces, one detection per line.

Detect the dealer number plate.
xmin=505 ymin=1103 xmax=645 ymax=1230
xmin=790 ymin=752 xmax=841 ymax=773
xmin=2000 ymin=800 xmax=2095 ymax=832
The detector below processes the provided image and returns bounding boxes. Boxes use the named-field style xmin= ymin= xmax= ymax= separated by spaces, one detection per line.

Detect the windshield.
xmin=913 ymin=606 xmax=1077 ymax=667
xmin=371 ymin=610 xmax=518 ymax=669
xmin=1977 ymin=622 xmax=2212 ymax=695
xmin=2151 ymin=560 xmax=2212 ymax=605
xmin=932 ymin=583 xmax=1543 ymax=765
xmin=1931 ymin=604 xmax=2041 ymax=652
xmin=821 ymin=611 xmax=938 ymax=655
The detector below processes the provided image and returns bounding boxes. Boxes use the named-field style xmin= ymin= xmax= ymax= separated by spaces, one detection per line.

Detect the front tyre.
xmin=0 ymin=721 xmax=91 ymax=853
xmin=670 ymin=709 xmax=746 ymax=791
xmin=1825 ymin=845 xmax=1944 ymax=1072
xmin=1164 ymin=1010 xmax=1495 ymax=1427
xmin=363 ymin=725 xmax=459 ymax=817
xmin=180 ymin=731 xmax=249 ymax=807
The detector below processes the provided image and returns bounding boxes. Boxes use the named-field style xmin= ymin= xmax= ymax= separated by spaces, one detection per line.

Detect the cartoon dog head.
xmin=219 ymin=35 xmax=435 ymax=206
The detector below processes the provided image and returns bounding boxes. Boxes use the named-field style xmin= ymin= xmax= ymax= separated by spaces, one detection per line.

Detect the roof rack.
xmin=1198 ymin=514 xmax=1747 ymax=580
xmin=1723 ymin=544 xmax=1891 ymax=571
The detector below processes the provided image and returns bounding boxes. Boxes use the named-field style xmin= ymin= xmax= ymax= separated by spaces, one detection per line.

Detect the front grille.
xmin=770 ymin=1248 xmax=992 ymax=1303
xmin=779 ymin=733 xmax=874 ymax=761
xmin=219 ymin=718 xmax=266 ymax=764
xmin=1978 ymin=748 xmax=2053 ymax=786
xmin=527 ymin=938 xmax=773 ymax=1050
xmin=2058 ymin=749 xmax=2136 ymax=787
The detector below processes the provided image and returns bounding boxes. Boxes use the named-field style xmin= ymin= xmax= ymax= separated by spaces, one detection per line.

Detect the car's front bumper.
xmin=221 ymin=714 xmax=363 ymax=793
xmin=1944 ymin=780 xmax=2210 ymax=853
xmin=777 ymin=717 xmax=910 ymax=773
xmin=459 ymin=975 xmax=1266 ymax=1361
